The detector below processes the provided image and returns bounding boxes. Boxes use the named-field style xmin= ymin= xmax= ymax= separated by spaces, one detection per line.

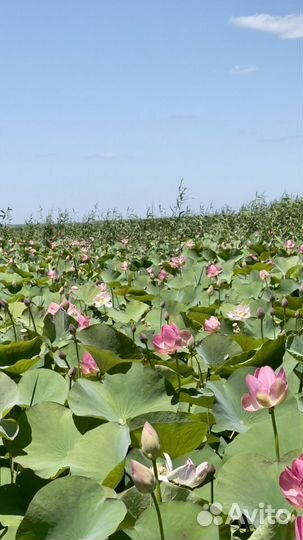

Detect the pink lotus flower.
xmin=185 ymin=240 xmax=195 ymax=249
xmin=242 ymin=366 xmax=288 ymax=412
xmin=80 ymin=352 xmax=100 ymax=376
xmin=296 ymin=517 xmax=303 ymax=539
xmin=81 ymin=254 xmax=90 ymax=262
xmin=153 ymin=323 xmax=194 ymax=355
xmin=207 ymin=264 xmax=222 ymax=278
xmin=299 ymin=244 xmax=303 ymax=255
xmin=131 ymin=460 xmax=156 ymax=494
xmin=47 ymin=302 xmax=61 ymax=315
xmin=227 ymin=305 xmax=251 ymax=322
xmin=121 ymin=238 xmax=129 ymax=245
xmin=259 ymin=270 xmax=270 ymax=281
xmin=285 ymin=239 xmax=295 ymax=250
xmin=93 ymin=291 xmax=112 ymax=309
xmin=204 ymin=316 xmax=221 ymax=333
xmin=280 ymin=454 xmax=303 ymax=509
xmin=77 ymin=314 xmax=91 ymax=330
xmin=169 ymin=256 xmax=186 ymax=269
xmin=159 ymin=269 xmax=169 ymax=281
xmin=121 ymin=261 xmax=129 ymax=271
xmin=158 ymin=453 xmax=213 ymax=489
xmin=146 ymin=267 xmax=155 ymax=279
xmin=47 ymin=269 xmax=57 ymax=280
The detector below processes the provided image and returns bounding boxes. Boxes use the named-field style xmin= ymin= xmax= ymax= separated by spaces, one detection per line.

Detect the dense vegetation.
xmin=0 ymin=193 xmax=303 ymax=539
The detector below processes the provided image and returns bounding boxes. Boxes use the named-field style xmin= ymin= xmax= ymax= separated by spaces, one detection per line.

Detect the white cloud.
xmin=230 ymin=14 xmax=303 ymax=39
xmin=231 ymin=65 xmax=258 ymax=75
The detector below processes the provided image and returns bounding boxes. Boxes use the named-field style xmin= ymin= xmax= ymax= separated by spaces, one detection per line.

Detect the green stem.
xmin=28 ymin=306 xmax=37 ymax=334
xmin=210 ymin=475 xmax=214 ymax=504
xmin=151 ymin=492 xmax=165 ymax=540
xmin=7 ymin=309 xmax=17 ymax=341
xmin=152 ymin=460 xmax=162 ymax=503
xmin=175 ymin=356 xmax=182 ymax=394
xmin=73 ymin=335 xmax=81 ymax=378
xmin=269 ymin=407 xmax=280 ymax=461
xmin=260 ymin=319 xmax=264 ymax=341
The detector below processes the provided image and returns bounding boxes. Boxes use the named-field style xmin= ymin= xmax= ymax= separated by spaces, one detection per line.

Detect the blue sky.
xmin=0 ymin=1 xmax=302 ymax=223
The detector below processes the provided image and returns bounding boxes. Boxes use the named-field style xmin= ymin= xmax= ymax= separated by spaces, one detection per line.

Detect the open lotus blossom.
xmin=146 ymin=267 xmax=155 ymax=279
xmin=185 ymin=240 xmax=195 ymax=249
xmin=121 ymin=238 xmax=129 ymax=245
xmin=204 ymin=316 xmax=221 ymax=333
xmin=169 ymin=256 xmax=186 ymax=269
xmin=227 ymin=305 xmax=251 ymax=322
xmin=158 ymin=268 xmax=169 ymax=281
xmin=80 ymin=352 xmax=100 ymax=376
xmin=93 ymin=291 xmax=112 ymax=309
xmin=47 ymin=302 xmax=91 ymax=330
xmin=47 ymin=302 xmax=61 ymax=315
xmin=158 ymin=453 xmax=214 ymax=489
xmin=280 ymin=454 xmax=303 ymax=509
xmin=242 ymin=366 xmax=288 ymax=412
xmin=259 ymin=269 xmax=270 ymax=281
xmin=285 ymin=239 xmax=295 ymax=250
xmin=153 ymin=323 xmax=194 ymax=355
xmin=121 ymin=261 xmax=129 ymax=271
xmin=296 ymin=517 xmax=303 ymax=540
xmin=207 ymin=264 xmax=222 ymax=278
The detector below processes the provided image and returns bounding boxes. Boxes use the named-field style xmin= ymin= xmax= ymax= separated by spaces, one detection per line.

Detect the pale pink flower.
xmin=94 ymin=291 xmax=112 ymax=309
xmin=299 ymin=244 xmax=303 ymax=255
xmin=204 ymin=316 xmax=221 ymax=333
xmin=153 ymin=323 xmax=194 ymax=355
xmin=242 ymin=366 xmax=288 ymax=412
xmin=98 ymin=283 xmax=107 ymax=292
xmin=81 ymin=254 xmax=90 ymax=262
xmin=169 ymin=256 xmax=186 ymax=269
xmin=185 ymin=240 xmax=195 ymax=249
xmin=47 ymin=269 xmax=57 ymax=280
xmin=77 ymin=314 xmax=91 ymax=330
xmin=280 ymin=454 xmax=303 ymax=510
xmin=227 ymin=305 xmax=251 ymax=322
xmin=141 ymin=422 xmax=161 ymax=460
xmin=158 ymin=453 xmax=213 ymax=489
xmin=259 ymin=269 xmax=270 ymax=281
xmin=47 ymin=302 xmax=61 ymax=315
xmin=131 ymin=461 xmax=156 ymax=494
xmin=207 ymin=264 xmax=222 ymax=278
xmin=146 ymin=267 xmax=155 ymax=279
xmin=121 ymin=238 xmax=129 ymax=245
xmin=285 ymin=239 xmax=295 ymax=250
xmin=80 ymin=352 xmax=100 ymax=376
xmin=159 ymin=269 xmax=169 ymax=281
xmin=121 ymin=261 xmax=129 ymax=271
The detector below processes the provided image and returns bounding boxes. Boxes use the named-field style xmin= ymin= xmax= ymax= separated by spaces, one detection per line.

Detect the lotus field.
xmin=2 ymin=220 xmax=303 ymax=539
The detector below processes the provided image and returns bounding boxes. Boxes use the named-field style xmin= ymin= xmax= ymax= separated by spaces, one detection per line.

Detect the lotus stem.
xmin=151 ymin=492 xmax=165 ymax=540
xmin=152 ymin=459 xmax=162 ymax=503
xmin=269 ymin=407 xmax=280 ymax=462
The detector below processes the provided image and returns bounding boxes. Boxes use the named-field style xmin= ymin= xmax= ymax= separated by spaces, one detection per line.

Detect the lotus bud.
xmin=140 ymin=333 xmax=148 ymax=345
xmin=59 ymin=286 xmax=64 ymax=295
xmin=69 ymin=324 xmax=77 ymax=336
xmin=130 ymin=323 xmax=136 ymax=334
xmin=59 ymin=350 xmax=67 ymax=360
xmin=164 ymin=311 xmax=170 ymax=322
xmin=141 ymin=422 xmax=161 ymax=460
xmin=281 ymin=297 xmax=288 ymax=308
xmin=256 ymin=307 xmax=265 ymax=320
xmin=270 ymin=294 xmax=276 ymax=304
xmin=160 ymin=301 xmax=165 ymax=309
xmin=61 ymin=298 xmax=70 ymax=311
xmin=295 ymin=310 xmax=301 ymax=320
xmin=270 ymin=307 xmax=276 ymax=317
xmin=24 ymin=298 xmax=32 ymax=307
xmin=207 ymin=285 xmax=214 ymax=297
xmin=299 ymin=284 xmax=303 ymax=297
xmin=0 ymin=299 xmax=8 ymax=310
xmin=68 ymin=367 xmax=77 ymax=380
xmin=131 ymin=460 xmax=156 ymax=494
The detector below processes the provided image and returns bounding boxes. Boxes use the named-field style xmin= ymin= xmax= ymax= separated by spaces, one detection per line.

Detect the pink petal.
xmin=241 ymin=393 xmax=261 ymax=412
